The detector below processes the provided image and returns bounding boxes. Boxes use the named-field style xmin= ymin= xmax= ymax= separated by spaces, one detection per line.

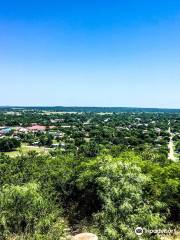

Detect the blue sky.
xmin=0 ymin=0 xmax=180 ymax=108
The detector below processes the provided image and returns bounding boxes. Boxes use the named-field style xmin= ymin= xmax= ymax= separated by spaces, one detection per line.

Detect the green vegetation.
xmin=0 ymin=149 xmax=180 ymax=239
xmin=0 ymin=137 xmax=21 ymax=152
xmin=0 ymin=108 xmax=179 ymax=239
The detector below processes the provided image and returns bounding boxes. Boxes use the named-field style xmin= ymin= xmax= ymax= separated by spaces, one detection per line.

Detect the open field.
xmin=5 ymin=143 xmax=50 ymax=157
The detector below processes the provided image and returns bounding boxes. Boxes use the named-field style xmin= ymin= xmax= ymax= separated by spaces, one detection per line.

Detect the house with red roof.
xmin=27 ymin=125 xmax=46 ymax=132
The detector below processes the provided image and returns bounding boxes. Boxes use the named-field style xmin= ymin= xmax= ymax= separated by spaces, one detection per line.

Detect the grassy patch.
xmin=4 ymin=143 xmax=50 ymax=157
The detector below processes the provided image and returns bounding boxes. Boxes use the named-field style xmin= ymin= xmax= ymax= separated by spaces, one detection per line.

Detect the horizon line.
xmin=0 ymin=105 xmax=180 ymax=110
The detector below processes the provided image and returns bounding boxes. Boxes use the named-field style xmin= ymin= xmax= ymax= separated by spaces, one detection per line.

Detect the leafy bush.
xmin=0 ymin=182 xmax=68 ymax=239
xmin=0 ymin=137 xmax=21 ymax=152
xmin=75 ymin=153 xmax=166 ymax=239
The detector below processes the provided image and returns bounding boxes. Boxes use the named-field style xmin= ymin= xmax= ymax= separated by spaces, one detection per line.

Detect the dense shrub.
xmin=0 ymin=137 xmax=21 ymax=152
xmin=75 ymin=153 xmax=166 ymax=239
xmin=0 ymin=149 xmax=179 ymax=239
xmin=0 ymin=182 xmax=68 ymax=239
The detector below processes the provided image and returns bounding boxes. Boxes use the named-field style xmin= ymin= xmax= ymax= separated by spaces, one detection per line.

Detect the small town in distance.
xmin=0 ymin=107 xmax=179 ymax=161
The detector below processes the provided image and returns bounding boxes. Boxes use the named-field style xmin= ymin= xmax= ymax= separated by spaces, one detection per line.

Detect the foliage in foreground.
xmin=74 ymin=153 xmax=165 ymax=239
xmin=0 ymin=150 xmax=179 ymax=240
xmin=0 ymin=182 xmax=68 ymax=240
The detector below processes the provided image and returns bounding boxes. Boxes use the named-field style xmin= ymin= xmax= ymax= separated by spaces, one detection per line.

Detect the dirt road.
xmin=168 ymin=126 xmax=176 ymax=161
